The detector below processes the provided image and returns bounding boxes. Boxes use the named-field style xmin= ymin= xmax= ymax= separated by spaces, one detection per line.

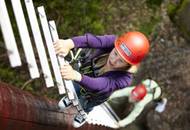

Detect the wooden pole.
xmin=0 ymin=82 xmax=112 ymax=130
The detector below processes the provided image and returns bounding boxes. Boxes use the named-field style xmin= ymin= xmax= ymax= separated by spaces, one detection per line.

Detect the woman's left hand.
xmin=118 ymin=121 xmax=126 ymax=128
xmin=60 ymin=64 xmax=82 ymax=81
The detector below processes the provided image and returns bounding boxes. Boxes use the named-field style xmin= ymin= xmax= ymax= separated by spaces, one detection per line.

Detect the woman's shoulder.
xmin=105 ymin=71 xmax=133 ymax=84
xmin=109 ymin=70 xmax=133 ymax=77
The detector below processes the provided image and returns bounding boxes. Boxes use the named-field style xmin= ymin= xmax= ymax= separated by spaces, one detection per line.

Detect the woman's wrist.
xmin=74 ymin=71 xmax=82 ymax=82
xmin=66 ymin=39 xmax=75 ymax=49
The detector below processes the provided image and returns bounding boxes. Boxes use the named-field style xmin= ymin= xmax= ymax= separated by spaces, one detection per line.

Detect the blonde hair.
xmin=127 ymin=64 xmax=139 ymax=74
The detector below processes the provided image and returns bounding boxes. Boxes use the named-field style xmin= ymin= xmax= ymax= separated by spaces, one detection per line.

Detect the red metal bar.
xmin=0 ymin=82 xmax=113 ymax=130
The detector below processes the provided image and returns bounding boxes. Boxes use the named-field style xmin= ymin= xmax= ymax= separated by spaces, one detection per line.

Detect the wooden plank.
xmin=24 ymin=0 xmax=54 ymax=87
xmin=0 ymin=0 xmax=21 ymax=67
xmin=49 ymin=20 xmax=77 ymax=100
xmin=37 ymin=6 xmax=65 ymax=94
xmin=10 ymin=0 xmax=39 ymax=79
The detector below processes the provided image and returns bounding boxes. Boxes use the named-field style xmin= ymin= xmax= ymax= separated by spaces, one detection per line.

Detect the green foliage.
xmin=0 ymin=62 xmax=26 ymax=88
xmin=174 ymin=0 xmax=190 ymax=40
xmin=34 ymin=0 xmax=105 ymax=37
xmin=139 ymin=16 xmax=161 ymax=36
xmin=167 ymin=3 xmax=178 ymax=20
xmin=166 ymin=0 xmax=189 ymax=21
xmin=146 ymin=0 xmax=163 ymax=9
xmin=176 ymin=0 xmax=190 ymax=14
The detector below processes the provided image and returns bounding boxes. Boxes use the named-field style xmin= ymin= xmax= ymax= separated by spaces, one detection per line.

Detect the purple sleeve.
xmin=71 ymin=33 xmax=116 ymax=49
xmin=77 ymin=72 xmax=133 ymax=93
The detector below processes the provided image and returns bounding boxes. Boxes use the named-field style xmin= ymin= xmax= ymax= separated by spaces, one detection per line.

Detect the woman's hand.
xmin=60 ymin=63 xmax=82 ymax=81
xmin=118 ymin=120 xmax=127 ymax=128
xmin=54 ymin=39 xmax=74 ymax=57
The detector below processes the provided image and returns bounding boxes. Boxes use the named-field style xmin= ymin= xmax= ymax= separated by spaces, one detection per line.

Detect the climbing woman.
xmin=54 ymin=31 xmax=150 ymax=128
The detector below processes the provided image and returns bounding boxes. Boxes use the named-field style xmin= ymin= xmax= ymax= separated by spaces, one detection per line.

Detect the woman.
xmin=108 ymin=79 xmax=167 ymax=128
xmin=54 ymin=31 xmax=150 ymax=128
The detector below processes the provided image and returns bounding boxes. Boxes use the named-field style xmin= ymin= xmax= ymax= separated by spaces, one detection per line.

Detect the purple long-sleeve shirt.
xmin=72 ymin=33 xmax=133 ymax=96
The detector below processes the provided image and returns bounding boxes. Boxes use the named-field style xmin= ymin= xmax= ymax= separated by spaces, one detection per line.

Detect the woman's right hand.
xmin=54 ymin=39 xmax=75 ymax=57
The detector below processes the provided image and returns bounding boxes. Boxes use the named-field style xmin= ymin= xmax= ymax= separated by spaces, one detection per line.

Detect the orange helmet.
xmin=131 ymin=84 xmax=147 ymax=101
xmin=115 ymin=32 xmax=150 ymax=65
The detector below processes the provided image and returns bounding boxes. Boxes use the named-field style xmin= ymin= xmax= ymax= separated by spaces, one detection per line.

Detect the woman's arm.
xmin=118 ymin=95 xmax=153 ymax=127
xmin=54 ymin=33 xmax=116 ymax=57
xmin=77 ymin=72 xmax=132 ymax=93
xmin=118 ymin=86 xmax=162 ymax=127
xmin=60 ymin=63 xmax=132 ymax=94
xmin=72 ymin=33 xmax=116 ymax=49
xmin=118 ymin=103 xmax=145 ymax=127
xmin=109 ymin=87 xmax=134 ymax=100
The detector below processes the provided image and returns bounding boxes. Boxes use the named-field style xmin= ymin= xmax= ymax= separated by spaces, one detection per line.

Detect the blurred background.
xmin=0 ymin=0 xmax=190 ymax=130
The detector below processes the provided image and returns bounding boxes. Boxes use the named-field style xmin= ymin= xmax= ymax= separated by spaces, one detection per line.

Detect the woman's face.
xmin=107 ymin=48 xmax=130 ymax=70
xmin=128 ymin=93 xmax=138 ymax=103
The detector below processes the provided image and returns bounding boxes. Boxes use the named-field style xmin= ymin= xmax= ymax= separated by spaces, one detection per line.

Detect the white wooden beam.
xmin=10 ymin=0 xmax=39 ymax=79
xmin=37 ymin=6 xmax=65 ymax=94
xmin=49 ymin=20 xmax=78 ymax=101
xmin=0 ymin=0 xmax=21 ymax=67
xmin=24 ymin=0 xmax=54 ymax=87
